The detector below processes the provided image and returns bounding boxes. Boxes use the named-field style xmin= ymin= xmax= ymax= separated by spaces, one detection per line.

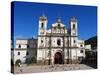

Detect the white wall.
xmin=16 ymin=39 xmax=28 ymax=44
xmin=14 ymin=50 xmax=27 ymax=64
xmin=85 ymin=44 xmax=91 ymax=50
xmin=77 ymin=49 xmax=85 ymax=57
xmin=16 ymin=44 xmax=27 ymax=48
xmin=16 ymin=39 xmax=28 ymax=48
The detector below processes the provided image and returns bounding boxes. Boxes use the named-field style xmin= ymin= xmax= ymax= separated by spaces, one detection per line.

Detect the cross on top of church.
xmin=56 ymin=18 xmax=61 ymax=23
xmin=70 ymin=16 xmax=77 ymax=22
xmin=39 ymin=14 xmax=47 ymax=21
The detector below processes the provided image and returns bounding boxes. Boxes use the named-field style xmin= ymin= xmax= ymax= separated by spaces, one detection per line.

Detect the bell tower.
xmin=70 ymin=17 xmax=78 ymax=47
xmin=70 ymin=17 xmax=78 ymax=36
xmin=37 ymin=14 xmax=48 ymax=62
xmin=69 ymin=17 xmax=78 ymax=63
xmin=38 ymin=14 xmax=47 ymax=35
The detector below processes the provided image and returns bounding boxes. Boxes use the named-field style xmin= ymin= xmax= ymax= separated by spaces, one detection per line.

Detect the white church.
xmin=12 ymin=15 xmax=85 ymax=65
xmin=37 ymin=15 xmax=85 ymax=64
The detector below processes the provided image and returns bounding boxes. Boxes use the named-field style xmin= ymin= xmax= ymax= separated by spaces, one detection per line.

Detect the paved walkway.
xmin=14 ymin=64 xmax=95 ymax=74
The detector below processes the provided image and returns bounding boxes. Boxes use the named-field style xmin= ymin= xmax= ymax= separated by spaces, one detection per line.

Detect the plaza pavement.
xmin=14 ymin=64 xmax=95 ymax=74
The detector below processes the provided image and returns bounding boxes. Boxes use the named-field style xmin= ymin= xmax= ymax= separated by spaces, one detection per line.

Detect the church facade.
xmin=37 ymin=15 xmax=85 ymax=65
xmin=13 ymin=15 xmax=85 ymax=65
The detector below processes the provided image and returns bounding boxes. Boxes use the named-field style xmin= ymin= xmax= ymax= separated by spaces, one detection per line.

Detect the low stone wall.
xmin=71 ymin=59 xmax=79 ymax=64
xmin=64 ymin=59 xmax=79 ymax=64
xmin=37 ymin=59 xmax=52 ymax=65
xmin=37 ymin=59 xmax=80 ymax=65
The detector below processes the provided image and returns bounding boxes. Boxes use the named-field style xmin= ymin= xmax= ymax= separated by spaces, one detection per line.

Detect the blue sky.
xmin=12 ymin=1 xmax=97 ymax=40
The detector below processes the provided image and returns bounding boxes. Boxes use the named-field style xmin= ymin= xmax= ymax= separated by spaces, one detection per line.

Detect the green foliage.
xmin=85 ymin=51 xmax=97 ymax=65
xmin=25 ymin=57 xmax=36 ymax=65
xmin=15 ymin=59 xmax=21 ymax=66
xmin=85 ymin=35 xmax=97 ymax=49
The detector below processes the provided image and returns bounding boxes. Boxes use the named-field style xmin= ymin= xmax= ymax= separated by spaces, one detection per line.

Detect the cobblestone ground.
xmin=14 ymin=64 xmax=95 ymax=74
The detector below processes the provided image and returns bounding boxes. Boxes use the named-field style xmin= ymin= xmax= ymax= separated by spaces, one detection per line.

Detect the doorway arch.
xmin=54 ymin=52 xmax=63 ymax=64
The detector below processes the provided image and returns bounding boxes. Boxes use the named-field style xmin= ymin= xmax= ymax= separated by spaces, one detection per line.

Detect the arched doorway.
xmin=54 ymin=52 xmax=63 ymax=64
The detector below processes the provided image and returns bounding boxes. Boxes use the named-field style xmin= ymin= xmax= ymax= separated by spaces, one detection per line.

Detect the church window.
xmin=18 ymin=44 xmax=21 ymax=48
xmin=80 ymin=44 xmax=83 ymax=47
xmin=73 ymin=24 xmax=75 ymax=29
xmin=57 ymin=39 xmax=61 ymax=46
xmin=26 ymin=52 xmax=29 ymax=55
xmin=27 ymin=44 xmax=29 ymax=48
xmin=18 ymin=52 xmax=20 ymax=55
xmin=41 ymin=23 xmax=44 ymax=28
xmin=73 ymin=40 xmax=76 ymax=43
xmin=41 ymin=40 xmax=43 ymax=43
xmin=58 ymin=23 xmax=60 ymax=27
xmin=80 ymin=50 xmax=83 ymax=53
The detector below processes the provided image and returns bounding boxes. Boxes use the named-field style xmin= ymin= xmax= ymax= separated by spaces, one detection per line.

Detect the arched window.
xmin=18 ymin=52 xmax=20 ymax=55
xmin=26 ymin=52 xmax=29 ymax=55
xmin=80 ymin=44 xmax=83 ymax=47
xmin=73 ymin=40 xmax=76 ymax=43
xmin=27 ymin=44 xmax=29 ymax=48
xmin=41 ymin=40 xmax=43 ymax=43
xmin=57 ymin=39 xmax=61 ymax=46
xmin=58 ymin=23 xmax=60 ymax=27
xmin=18 ymin=44 xmax=21 ymax=48
xmin=80 ymin=50 xmax=83 ymax=53
xmin=41 ymin=23 xmax=44 ymax=28
xmin=73 ymin=24 xmax=75 ymax=29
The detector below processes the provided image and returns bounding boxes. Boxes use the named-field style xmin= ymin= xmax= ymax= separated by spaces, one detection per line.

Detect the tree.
xmin=15 ymin=59 xmax=21 ymax=66
xmin=25 ymin=56 xmax=36 ymax=65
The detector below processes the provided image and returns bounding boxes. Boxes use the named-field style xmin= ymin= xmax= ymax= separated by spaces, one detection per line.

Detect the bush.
xmin=25 ymin=57 xmax=36 ymax=65
xmin=15 ymin=59 xmax=21 ymax=66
